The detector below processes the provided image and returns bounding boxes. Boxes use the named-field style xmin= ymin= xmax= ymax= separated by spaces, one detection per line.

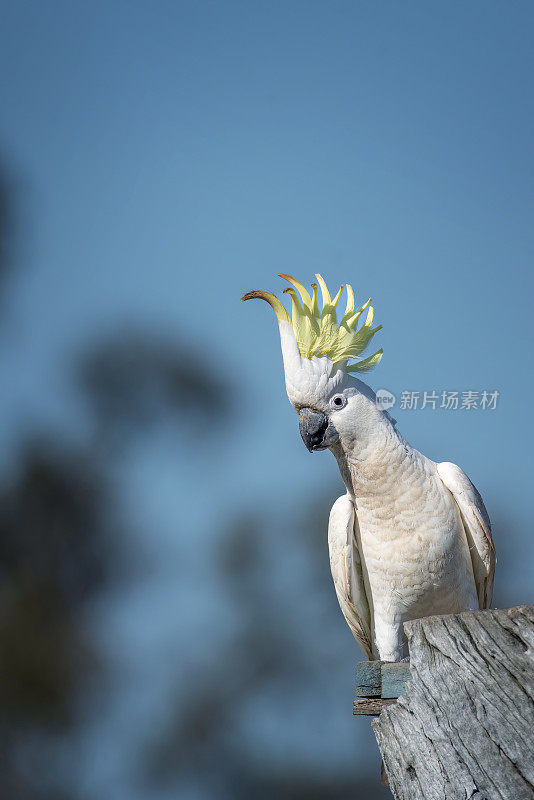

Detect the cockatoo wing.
xmin=437 ymin=461 xmax=496 ymax=609
xmin=328 ymin=494 xmax=373 ymax=658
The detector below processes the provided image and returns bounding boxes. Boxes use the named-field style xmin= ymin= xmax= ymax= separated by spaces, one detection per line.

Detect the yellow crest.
xmin=242 ymin=274 xmax=383 ymax=373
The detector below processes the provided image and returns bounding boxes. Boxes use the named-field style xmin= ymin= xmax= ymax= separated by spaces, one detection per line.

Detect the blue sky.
xmin=0 ymin=2 xmax=532 ymax=795
xmin=1 ymin=0 xmax=532 ymax=582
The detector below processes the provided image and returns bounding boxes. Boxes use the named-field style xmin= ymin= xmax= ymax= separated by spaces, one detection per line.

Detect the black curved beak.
xmin=298 ymin=408 xmax=339 ymax=452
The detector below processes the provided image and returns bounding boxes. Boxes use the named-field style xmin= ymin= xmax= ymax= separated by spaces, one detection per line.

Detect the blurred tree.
xmin=0 ymin=159 xmax=14 ymax=288
xmin=0 ymin=441 xmax=111 ymax=605
xmin=142 ymin=499 xmax=390 ymax=800
xmin=0 ymin=441 xmax=111 ymax=800
xmin=0 ymin=326 xmax=236 ymax=799
xmin=76 ymin=329 xmax=232 ymax=446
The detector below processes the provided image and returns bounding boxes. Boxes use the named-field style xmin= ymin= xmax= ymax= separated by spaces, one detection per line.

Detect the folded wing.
xmin=328 ymin=494 xmax=373 ymax=658
xmin=437 ymin=461 xmax=496 ymax=609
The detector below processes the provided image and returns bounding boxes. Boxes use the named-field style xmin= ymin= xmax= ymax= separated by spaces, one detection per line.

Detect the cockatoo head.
xmin=242 ymin=274 xmax=384 ymax=453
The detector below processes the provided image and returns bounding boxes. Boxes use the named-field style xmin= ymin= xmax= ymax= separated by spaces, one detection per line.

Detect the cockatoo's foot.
xmin=379 ymin=652 xmax=405 ymax=663
xmin=374 ymin=620 xmax=405 ymax=662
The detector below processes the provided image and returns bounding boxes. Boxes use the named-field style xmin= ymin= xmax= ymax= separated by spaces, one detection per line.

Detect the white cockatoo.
xmin=243 ymin=274 xmax=495 ymax=662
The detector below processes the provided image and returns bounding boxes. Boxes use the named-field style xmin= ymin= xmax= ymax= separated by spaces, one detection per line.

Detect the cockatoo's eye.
xmin=330 ymin=394 xmax=347 ymax=410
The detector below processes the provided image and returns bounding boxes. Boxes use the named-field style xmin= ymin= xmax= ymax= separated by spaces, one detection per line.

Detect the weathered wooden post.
xmin=354 ymin=606 xmax=534 ymax=799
